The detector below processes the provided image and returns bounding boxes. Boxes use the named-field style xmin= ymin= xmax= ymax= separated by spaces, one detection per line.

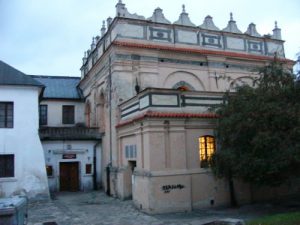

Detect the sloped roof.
xmin=0 ymin=60 xmax=44 ymax=87
xmin=31 ymin=75 xmax=82 ymax=99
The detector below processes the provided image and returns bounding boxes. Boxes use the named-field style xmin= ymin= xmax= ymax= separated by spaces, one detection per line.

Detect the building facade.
xmin=32 ymin=76 xmax=102 ymax=192
xmin=0 ymin=61 xmax=49 ymax=201
xmin=79 ymin=1 xmax=294 ymax=213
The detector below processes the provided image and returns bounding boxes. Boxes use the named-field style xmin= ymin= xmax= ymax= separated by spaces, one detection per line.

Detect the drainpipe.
xmin=106 ymin=54 xmax=112 ymax=196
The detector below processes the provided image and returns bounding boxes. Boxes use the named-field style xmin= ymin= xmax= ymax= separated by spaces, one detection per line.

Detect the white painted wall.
xmin=0 ymin=86 xmax=49 ymax=200
xmin=40 ymin=100 xmax=85 ymax=127
xmin=42 ymin=140 xmax=102 ymax=191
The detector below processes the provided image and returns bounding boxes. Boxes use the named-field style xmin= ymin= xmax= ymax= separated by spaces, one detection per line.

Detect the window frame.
xmin=0 ymin=154 xmax=15 ymax=178
xmin=199 ymin=135 xmax=216 ymax=168
xmin=39 ymin=105 xmax=48 ymax=126
xmin=0 ymin=102 xmax=14 ymax=128
xmin=85 ymin=164 xmax=92 ymax=174
xmin=62 ymin=105 xmax=75 ymax=124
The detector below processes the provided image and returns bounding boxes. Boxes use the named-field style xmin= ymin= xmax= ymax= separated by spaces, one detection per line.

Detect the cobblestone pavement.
xmin=27 ymin=191 xmax=300 ymax=225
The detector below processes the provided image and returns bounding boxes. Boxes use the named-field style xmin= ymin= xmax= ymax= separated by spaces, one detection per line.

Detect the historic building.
xmin=0 ymin=0 xmax=295 ymax=212
xmin=31 ymin=75 xmax=102 ymax=192
xmin=0 ymin=61 xmax=49 ymax=200
xmin=79 ymin=1 xmax=294 ymax=213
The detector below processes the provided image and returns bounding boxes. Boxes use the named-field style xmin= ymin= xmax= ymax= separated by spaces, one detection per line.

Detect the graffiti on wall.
xmin=161 ymin=184 xmax=185 ymax=193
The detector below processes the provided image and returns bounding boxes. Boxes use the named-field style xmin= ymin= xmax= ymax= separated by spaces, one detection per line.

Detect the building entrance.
xmin=59 ymin=162 xmax=79 ymax=191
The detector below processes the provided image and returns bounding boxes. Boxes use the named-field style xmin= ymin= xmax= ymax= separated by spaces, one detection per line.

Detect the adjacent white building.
xmin=31 ymin=76 xmax=102 ymax=192
xmin=0 ymin=61 xmax=49 ymax=200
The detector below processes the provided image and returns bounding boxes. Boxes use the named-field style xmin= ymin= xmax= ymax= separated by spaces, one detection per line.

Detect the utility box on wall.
xmin=0 ymin=196 xmax=27 ymax=225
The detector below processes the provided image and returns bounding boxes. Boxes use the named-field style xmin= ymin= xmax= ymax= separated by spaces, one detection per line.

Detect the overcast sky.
xmin=1 ymin=0 xmax=299 ymax=77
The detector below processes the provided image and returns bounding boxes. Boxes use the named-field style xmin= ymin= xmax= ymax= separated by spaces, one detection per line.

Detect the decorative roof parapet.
xmin=272 ymin=21 xmax=282 ymax=40
xmin=101 ymin=20 xmax=106 ymax=36
xmin=200 ymin=15 xmax=220 ymax=31
xmin=148 ymin=7 xmax=171 ymax=24
xmin=115 ymin=0 xmax=145 ymax=20
xmin=107 ymin=17 xmax=113 ymax=28
xmin=174 ymin=5 xmax=196 ymax=26
xmin=222 ymin=13 xmax=242 ymax=33
xmin=245 ymin=23 xmax=261 ymax=37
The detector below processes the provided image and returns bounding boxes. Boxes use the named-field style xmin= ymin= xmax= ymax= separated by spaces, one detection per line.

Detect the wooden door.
xmin=59 ymin=162 xmax=79 ymax=191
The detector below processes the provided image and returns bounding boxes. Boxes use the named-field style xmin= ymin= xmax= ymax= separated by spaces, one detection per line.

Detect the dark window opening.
xmin=0 ymin=102 xmax=13 ymax=128
xmin=39 ymin=105 xmax=48 ymax=125
xmin=0 ymin=154 xmax=14 ymax=177
xmin=86 ymin=164 xmax=92 ymax=174
xmin=46 ymin=165 xmax=53 ymax=177
xmin=62 ymin=105 xmax=75 ymax=124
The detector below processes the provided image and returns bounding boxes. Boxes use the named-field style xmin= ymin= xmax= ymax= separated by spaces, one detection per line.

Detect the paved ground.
xmin=27 ymin=191 xmax=300 ymax=225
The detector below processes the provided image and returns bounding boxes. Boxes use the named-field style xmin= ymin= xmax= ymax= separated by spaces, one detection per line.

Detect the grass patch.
xmin=247 ymin=211 xmax=300 ymax=225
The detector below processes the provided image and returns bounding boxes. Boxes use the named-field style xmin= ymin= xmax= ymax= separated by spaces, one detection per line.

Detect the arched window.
xmin=199 ymin=135 xmax=216 ymax=168
xmin=85 ymin=101 xmax=91 ymax=127
xmin=172 ymin=81 xmax=195 ymax=91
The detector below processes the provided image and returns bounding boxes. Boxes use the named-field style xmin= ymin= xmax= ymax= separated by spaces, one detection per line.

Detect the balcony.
xmin=118 ymin=88 xmax=224 ymax=121
xmin=39 ymin=127 xmax=102 ymax=140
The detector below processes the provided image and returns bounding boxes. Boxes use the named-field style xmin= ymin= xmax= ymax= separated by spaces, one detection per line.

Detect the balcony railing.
xmin=39 ymin=127 xmax=102 ymax=140
xmin=119 ymin=88 xmax=224 ymax=120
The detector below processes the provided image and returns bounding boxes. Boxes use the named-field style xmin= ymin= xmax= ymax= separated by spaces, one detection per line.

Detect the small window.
xmin=86 ymin=164 xmax=92 ymax=174
xmin=39 ymin=105 xmax=48 ymax=125
xmin=62 ymin=105 xmax=75 ymax=124
xmin=46 ymin=165 xmax=53 ymax=177
xmin=0 ymin=102 xmax=13 ymax=128
xmin=125 ymin=145 xmax=137 ymax=159
xmin=0 ymin=154 xmax=14 ymax=177
xmin=199 ymin=136 xmax=216 ymax=168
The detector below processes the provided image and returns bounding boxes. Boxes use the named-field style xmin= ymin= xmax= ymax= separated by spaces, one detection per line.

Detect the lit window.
xmin=199 ymin=136 xmax=215 ymax=168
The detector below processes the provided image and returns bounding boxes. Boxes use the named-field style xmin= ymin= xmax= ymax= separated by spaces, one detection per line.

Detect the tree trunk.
xmin=228 ymin=176 xmax=237 ymax=207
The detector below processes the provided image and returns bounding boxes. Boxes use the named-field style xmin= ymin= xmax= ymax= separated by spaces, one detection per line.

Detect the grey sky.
xmin=1 ymin=0 xmax=299 ymax=76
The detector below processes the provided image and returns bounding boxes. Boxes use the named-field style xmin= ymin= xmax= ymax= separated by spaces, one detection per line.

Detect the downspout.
xmin=106 ymin=54 xmax=112 ymax=196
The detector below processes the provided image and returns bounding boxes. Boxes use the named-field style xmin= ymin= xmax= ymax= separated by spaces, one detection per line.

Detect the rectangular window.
xmin=199 ymin=136 xmax=216 ymax=168
xmin=0 ymin=154 xmax=14 ymax=178
xmin=125 ymin=145 xmax=137 ymax=159
xmin=39 ymin=105 xmax=48 ymax=125
xmin=86 ymin=164 xmax=92 ymax=174
xmin=62 ymin=105 xmax=75 ymax=124
xmin=0 ymin=102 xmax=13 ymax=128
xmin=46 ymin=165 xmax=53 ymax=177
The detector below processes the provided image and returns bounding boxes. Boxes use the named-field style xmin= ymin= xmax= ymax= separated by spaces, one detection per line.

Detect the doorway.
xmin=59 ymin=162 xmax=79 ymax=191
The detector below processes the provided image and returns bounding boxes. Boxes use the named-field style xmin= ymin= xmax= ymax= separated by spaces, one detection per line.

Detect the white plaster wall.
xmin=0 ymin=86 xmax=49 ymax=200
xmin=226 ymin=37 xmax=245 ymax=50
xmin=40 ymin=100 xmax=85 ymax=127
xmin=42 ymin=140 xmax=102 ymax=191
xmin=177 ymin=30 xmax=198 ymax=44
xmin=114 ymin=23 xmax=145 ymax=39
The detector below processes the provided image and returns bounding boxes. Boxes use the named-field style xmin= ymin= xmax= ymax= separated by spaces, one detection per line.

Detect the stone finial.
xmin=116 ymin=0 xmax=145 ymax=19
xmin=148 ymin=7 xmax=171 ymax=24
xmin=200 ymin=15 xmax=220 ymax=30
xmin=107 ymin=17 xmax=113 ymax=28
xmin=101 ymin=20 xmax=106 ymax=36
xmin=174 ymin=4 xmax=196 ymax=26
xmin=91 ymin=37 xmax=96 ymax=50
xmin=272 ymin=21 xmax=282 ymax=40
xmin=245 ymin=23 xmax=261 ymax=37
xmin=82 ymin=51 xmax=87 ymax=64
xmin=222 ymin=12 xmax=242 ymax=33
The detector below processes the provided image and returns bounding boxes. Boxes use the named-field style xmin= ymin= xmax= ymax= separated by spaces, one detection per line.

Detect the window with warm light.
xmin=199 ymin=135 xmax=215 ymax=168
